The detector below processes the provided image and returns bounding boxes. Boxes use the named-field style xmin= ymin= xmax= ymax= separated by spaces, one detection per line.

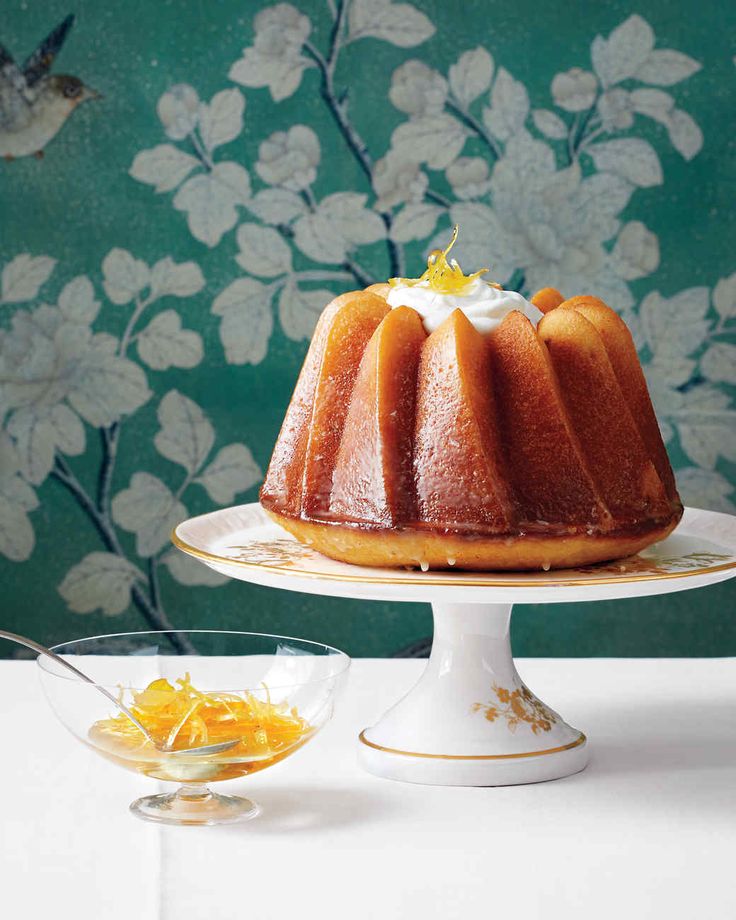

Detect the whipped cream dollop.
xmin=386 ymin=277 xmax=542 ymax=336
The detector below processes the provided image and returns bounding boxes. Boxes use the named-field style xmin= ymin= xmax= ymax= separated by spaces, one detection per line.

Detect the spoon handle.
xmin=0 ymin=629 xmax=154 ymax=743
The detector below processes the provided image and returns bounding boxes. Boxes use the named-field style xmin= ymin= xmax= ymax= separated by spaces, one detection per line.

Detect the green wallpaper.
xmin=0 ymin=0 xmax=734 ymax=658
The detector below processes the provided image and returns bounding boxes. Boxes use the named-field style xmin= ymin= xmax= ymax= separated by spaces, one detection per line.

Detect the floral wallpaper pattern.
xmin=0 ymin=1 xmax=733 ymax=656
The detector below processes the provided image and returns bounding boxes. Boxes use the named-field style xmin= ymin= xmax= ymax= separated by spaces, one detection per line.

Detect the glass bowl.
xmin=38 ymin=630 xmax=350 ymax=826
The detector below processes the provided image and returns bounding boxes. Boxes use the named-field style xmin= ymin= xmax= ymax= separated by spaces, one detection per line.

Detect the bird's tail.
xmin=22 ymin=13 xmax=76 ymax=87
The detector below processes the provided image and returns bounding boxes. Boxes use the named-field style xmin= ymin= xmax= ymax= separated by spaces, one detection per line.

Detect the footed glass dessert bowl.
xmin=37 ymin=630 xmax=350 ymax=825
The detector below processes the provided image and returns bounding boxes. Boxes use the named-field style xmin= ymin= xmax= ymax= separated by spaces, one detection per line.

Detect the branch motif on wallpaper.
xmin=0 ymin=254 xmax=261 ymax=641
xmin=128 ymin=7 xmax=733 ymax=512
xmin=0 ymin=6 xmax=734 ymax=625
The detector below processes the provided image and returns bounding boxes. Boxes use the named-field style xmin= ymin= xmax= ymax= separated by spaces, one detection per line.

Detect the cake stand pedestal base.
xmin=174 ymin=504 xmax=736 ymax=787
xmin=358 ymin=603 xmax=588 ymax=786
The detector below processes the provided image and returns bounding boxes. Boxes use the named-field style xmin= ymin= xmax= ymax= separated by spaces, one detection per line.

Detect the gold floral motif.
xmin=653 ymin=551 xmax=733 ymax=569
xmin=472 ymin=684 xmax=557 ymax=735
xmin=572 ymin=550 xmax=732 ymax=577
xmin=223 ymin=536 xmax=732 ymax=577
xmin=226 ymin=539 xmax=317 ymax=567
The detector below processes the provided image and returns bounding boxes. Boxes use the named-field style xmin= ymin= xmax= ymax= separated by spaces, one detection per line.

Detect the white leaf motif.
xmin=676 ymin=468 xmax=735 ymax=515
xmin=248 ymin=188 xmax=307 ymax=224
xmin=58 ymin=276 xmax=100 ymax=324
xmin=390 ymin=202 xmax=442 ymax=242
xmin=129 ymin=144 xmax=200 ymax=193
xmin=701 ymin=343 xmax=736 ymax=386
xmin=0 ymin=472 xmax=37 ymax=513
xmin=212 ymin=278 xmax=273 ymax=365
xmin=448 ymin=47 xmax=493 ymax=107
xmin=676 ymin=387 xmax=736 ymax=469
xmin=667 ymin=110 xmax=703 ymax=161
xmin=67 ymin=337 xmax=151 ymax=426
xmin=7 ymin=404 xmax=85 ymax=485
xmin=713 ymin=274 xmax=736 ymax=322
xmin=629 ymin=88 xmax=674 ymax=124
xmin=635 ymin=49 xmax=701 ymax=86
xmin=640 ymin=287 xmax=710 ymax=359
xmin=347 ymin=0 xmax=435 ymax=47
xmin=173 ymin=162 xmax=251 ymax=247
xmin=162 ymin=548 xmax=228 ymax=587
xmin=149 ymin=258 xmax=205 ymax=300
xmin=0 ymin=432 xmax=21 ymax=480
xmin=483 ymin=68 xmax=529 ymax=140
xmin=647 ymin=356 xmax=695 ymax=397
xmin=0 ymin=494 xmax=35 ymax=561
xmin=1 ymin=255 xmax=56 ymax=304
xmin=294 ymin=192 xmax=385 ymax=263
xmin=565 ymin=171 xmax=633 ymax=240
xmin=59 ymin=552 xmax=144 ymax=615
xmin=204 ymin=160 xmax=251 ymax=203
xmin=112 ymin=473 xmax=188 ymax=557
xmin=154 ymin=390 xmax=214 ymax=475
xmin=278 ymin=283 xmax=331 ymax=341
xmin=0 ymin=310 xmax=150 ymax=427
xmin=102 ymin=249 xmax=150 ymax=305
xmin=320 ymin=192 xmax=386 ymax=245
xmin=0 ymin=450 xmax=38 ymax=561
xmin=235 ymin=224 xmax=292 ymax=277
xmin=391 ymin=114 xmax=467 ymax=169
xmin=591 ymin=15 xmax=654 ymax=87
xmin=195 ymin=443 xmax=262 ymax=504
xmin=587 ymin=138 xmax=662 ymax=187
xmin=137 ymin=311 xmax=204 ymax=371
xmin=532 ymin=109 xmax=567 ymax=139
xmin=198 ymin=89 xmax=245 ymax=152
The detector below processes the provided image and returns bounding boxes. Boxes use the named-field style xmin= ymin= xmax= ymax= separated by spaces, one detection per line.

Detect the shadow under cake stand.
xmin=173 ymin=505 xmax=736 ymax=786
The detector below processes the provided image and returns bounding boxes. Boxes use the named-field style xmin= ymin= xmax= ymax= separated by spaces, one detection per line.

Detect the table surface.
xmin=2 ymin=658 xmax=735 ymax=919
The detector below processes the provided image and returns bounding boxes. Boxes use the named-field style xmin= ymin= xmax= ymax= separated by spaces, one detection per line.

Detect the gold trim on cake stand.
xmin=172 ymin=504 xmax=736 ymax=786
xmin=358 ymin=731 xmax=587 ymax=761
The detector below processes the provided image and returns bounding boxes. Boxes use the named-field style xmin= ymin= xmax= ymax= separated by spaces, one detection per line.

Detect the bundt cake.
xmin=260 ymin=228 xmax=683 ymax=571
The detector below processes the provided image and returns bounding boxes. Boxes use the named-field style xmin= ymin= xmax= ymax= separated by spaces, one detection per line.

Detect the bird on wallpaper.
xmin=0 ymin=13 xmax=100 ymax=160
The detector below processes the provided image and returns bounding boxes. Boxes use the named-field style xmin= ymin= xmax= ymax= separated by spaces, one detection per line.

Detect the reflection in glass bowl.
xmin=38 ymin=630 xmax=350 ymax=825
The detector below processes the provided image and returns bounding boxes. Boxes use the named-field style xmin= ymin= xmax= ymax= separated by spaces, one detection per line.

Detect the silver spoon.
xmin=0 ymin=630 xmax=239 ymax=757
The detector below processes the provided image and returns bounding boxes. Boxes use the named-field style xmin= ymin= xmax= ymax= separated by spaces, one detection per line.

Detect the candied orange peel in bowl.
xmin=38 ymin=629 xmax=349 ymax=826
xmin=89 ymin=672 xmax=313 ymax=777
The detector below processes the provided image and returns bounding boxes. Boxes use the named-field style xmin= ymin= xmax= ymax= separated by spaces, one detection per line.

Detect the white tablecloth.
xmin=1 ymin=658 xmax=735 ymax=919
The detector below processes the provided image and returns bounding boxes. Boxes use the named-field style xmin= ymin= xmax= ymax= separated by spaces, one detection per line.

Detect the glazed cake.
xmin=260 ymin=229 xmax=682 ymax=571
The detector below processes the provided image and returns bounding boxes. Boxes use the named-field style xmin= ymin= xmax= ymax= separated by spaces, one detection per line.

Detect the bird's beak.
xmin=83 ymin=86 xmax=103 ymax=101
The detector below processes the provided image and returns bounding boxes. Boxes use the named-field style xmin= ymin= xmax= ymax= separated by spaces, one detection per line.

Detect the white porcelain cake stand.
xmin=173 ymin=506 xmax=736 ymax=786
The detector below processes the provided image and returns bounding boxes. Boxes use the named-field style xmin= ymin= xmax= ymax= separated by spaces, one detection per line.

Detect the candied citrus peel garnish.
xmin=91 ymin=672 xmax=311 ymax=758
xmin=389 ymin=225 xmax=491 ymax=295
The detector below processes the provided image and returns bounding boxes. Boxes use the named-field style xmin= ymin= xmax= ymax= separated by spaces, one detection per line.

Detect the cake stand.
xmin=173 ymin=506 xmax=736 ymax=786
